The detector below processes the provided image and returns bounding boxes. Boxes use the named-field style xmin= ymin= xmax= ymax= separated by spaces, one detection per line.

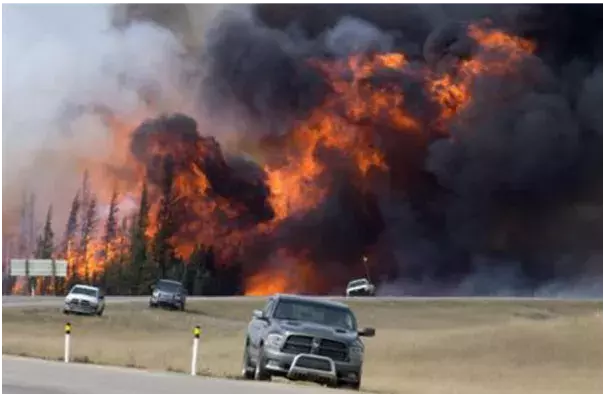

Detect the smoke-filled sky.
xmin=3 ymin=4 xmax=204 ymax=225
xmin=3 ymin=4 xmax=603 ymax=297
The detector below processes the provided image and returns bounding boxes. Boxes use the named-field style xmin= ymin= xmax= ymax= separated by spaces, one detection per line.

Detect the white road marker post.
xmin=64 ymin=322 xmax=71 ymax=363
xmin=191 ymin=325 xmax=201 ymax=376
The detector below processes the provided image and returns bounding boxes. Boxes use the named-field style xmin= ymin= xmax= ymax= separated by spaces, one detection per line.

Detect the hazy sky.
xmin=2 ymin=4 xmax=188 ymax=225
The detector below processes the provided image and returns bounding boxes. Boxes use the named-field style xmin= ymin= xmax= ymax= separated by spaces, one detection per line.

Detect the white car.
xmin=63 ymin=284 xmax=105 ymax=316
xmin=346 ymin=278 xmax=376 ymax=297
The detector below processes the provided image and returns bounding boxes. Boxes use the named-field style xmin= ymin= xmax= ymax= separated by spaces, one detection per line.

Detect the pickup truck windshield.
xmin=70 ymin=286 xmax=97 ymax=297
xmin=273 ymin=299 xmax=357 ymax=331
xmin=348 ymin=279 xmax=368 ymax=288
xmin=156 ymin=280 xmax=180 ymax=292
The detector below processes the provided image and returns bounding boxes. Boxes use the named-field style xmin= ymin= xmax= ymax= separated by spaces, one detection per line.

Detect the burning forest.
xmin=3 ymin=4 xmax=602 ymax=297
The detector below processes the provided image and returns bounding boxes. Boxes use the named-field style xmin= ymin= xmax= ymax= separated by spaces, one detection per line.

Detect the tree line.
xmin=7 ymin=169 xmax=244 ymax=296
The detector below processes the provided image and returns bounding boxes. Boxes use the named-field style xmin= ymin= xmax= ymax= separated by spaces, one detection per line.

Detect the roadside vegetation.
xmin=3 ymin=298 xmax=602 ymax=393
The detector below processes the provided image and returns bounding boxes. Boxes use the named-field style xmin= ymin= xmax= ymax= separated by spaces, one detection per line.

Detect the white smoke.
xmin=2 ymin=4 xmax=195 ymax=228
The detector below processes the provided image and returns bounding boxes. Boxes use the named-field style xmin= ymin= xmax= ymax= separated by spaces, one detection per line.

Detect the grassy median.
xmin=2 ymin=298 xmax=602 ymax=393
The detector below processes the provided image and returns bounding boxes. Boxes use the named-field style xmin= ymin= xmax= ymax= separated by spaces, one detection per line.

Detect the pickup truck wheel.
xmin=254 ymin=347 xmax=271 ymax=381
xmin=241 ymin=342 xmax=255 ymax=380
xmin=96 ymin=308 xmax=104 ymax=316
xmin=63 ymin=309 xmax=70 ymax=315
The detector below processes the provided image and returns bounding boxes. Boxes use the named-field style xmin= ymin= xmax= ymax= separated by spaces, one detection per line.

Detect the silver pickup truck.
xmin=241 ymin=294 xmax=375 ymax=390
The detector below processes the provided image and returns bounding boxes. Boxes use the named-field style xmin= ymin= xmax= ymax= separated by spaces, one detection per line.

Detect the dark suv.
xmin=149 ymin=279 xmax=187 ymax=311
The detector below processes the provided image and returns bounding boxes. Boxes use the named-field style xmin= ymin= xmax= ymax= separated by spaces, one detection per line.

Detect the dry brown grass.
xmin=2 ymin=298 xmax=602 ymax=393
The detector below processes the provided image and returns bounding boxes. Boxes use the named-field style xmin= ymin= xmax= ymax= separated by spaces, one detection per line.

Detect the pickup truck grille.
xmin=70 ymin=299 xmax=90 ymax=306
xmin=282 ymin=335 xmax=349 ymax=362
xmin=318 ymin=339 xmax=348 ymax=361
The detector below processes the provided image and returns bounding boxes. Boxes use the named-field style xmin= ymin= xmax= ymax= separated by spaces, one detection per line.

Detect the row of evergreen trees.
xmin=16 ymin=169 xmax=244 ymax=296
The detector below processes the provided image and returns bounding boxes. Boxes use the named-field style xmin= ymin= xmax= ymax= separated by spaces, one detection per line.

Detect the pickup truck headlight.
xmin=350 ymin=345 xmax=364 ymax=357
xmin=265 ymin=333 xmax=285 ymax=349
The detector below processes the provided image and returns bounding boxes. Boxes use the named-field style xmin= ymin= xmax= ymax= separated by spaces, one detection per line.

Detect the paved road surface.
xmin=1 ymin=295 xmax=262 ymax=308
xmin=2 ymin=356 xmax=340 ymax=394
xmin=4 ymin=294 xmax=595 ymax=309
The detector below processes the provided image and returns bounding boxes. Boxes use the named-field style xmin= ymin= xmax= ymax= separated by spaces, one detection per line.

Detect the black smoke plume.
xmin=131 ymin=113 xmax=274 ymax=226
xmin=137 ymin=4 xmax=602 ymax=296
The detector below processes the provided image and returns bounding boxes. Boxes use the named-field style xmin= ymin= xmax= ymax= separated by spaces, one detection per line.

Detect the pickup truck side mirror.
xmin=98 ymin=295 xmax=105 ymax=300
xmin=358 ymin=327 xmax=376 ymax=337
xmin=252 ymin=309 xmax=268 ymax=321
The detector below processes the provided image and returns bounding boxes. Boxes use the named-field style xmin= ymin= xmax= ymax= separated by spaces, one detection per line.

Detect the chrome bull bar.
xmin=287 ymin=353 xmax=337 ymax=382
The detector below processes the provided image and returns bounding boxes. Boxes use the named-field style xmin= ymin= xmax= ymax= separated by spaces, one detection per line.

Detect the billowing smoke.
xmin=3 ymin=4 xmax=190 ymax=227
xmin=192 ymin=4 xmax=602 ymax=295
xmin=4 ymin=4 xmax=602 ymax=297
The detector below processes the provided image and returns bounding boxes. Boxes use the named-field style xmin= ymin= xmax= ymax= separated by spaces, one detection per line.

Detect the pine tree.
xmin=104 ymin=189 xmax=119 ymax=246
xmin=64 ymin=192 xmax=80 ymax=250
xmin=152 ymin=159 xmax=177 ymax=279
xmin=36 ymin=205 xmax=54 ymax=259
xmin=80 ymin=195 xmax=98 ymax=284
xmin=101 ymin=188 xmax=119 ymax=290
xmin=130 ymin=182 xmax=154 ymax=294
xmin=79 ymin=170 xmax=91 ymax=235
xmin=63 ymin=192 xmax=80 ymax=291
xmin=35 ymin=206 xmax=55 ymax=294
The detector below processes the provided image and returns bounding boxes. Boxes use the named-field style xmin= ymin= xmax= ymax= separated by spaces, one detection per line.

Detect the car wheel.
xmin=254 ymin=346 xmax=271 ymax=381
xmin=63 ymin=309 xmax=70 ymax=315
xmin=241 ymin=340 xmax=255 ymax=380
xmin=149 ymin=302 xmax=156 ymax=308
xmin=97 ymin=308 xmax=104 ymax=316
xmin=180 ymin=302 xmax=185 ymax=311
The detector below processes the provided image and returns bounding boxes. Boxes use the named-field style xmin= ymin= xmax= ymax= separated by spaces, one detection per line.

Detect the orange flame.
xmin=244 ymin=249 xmax=318 ymax=296
xmin=12 ymin=22 xmax=538 ymax=296
xmin=429 ymin=21 xmax=536 ymax=125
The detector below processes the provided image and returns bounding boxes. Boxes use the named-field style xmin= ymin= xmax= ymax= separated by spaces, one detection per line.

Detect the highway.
xmin=1 ymin=295 xmax=348 ymax=394
xmin=3 ymin=294 xmax=595 ymax=308
xmin=2 ymin=355 xmax=332 ymax=394
xmin=3 ymin=294 xmax=598 ymax=393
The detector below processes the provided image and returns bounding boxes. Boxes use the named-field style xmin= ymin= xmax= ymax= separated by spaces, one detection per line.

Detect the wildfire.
xmin=428 ymin=21 xmax=537 ymax=125
xmin=8 ymin=21 xmax=539 ymax=296
xmin=243 ymin=249 xmax=318 ymax=296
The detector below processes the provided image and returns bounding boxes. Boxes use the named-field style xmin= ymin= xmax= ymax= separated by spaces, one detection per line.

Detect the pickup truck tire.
xmin=254 ymin=346 xmax=271 ymax=381
xmin=242 ymin=340 xmax=255 ymax=380
xmin=63 ymin=309 xmax=70 ymax=315
xmin=96 ymin=308 xmax=104 ymax=316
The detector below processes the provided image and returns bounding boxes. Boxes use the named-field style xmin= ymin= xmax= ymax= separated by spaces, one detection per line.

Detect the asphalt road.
xmin=2 ymin=356 xmax=335 ymax=394
xmin=3 ymin=294 xmax=593 ymax=308
xmin=1 ymin=295 xmax=262 ymax=308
